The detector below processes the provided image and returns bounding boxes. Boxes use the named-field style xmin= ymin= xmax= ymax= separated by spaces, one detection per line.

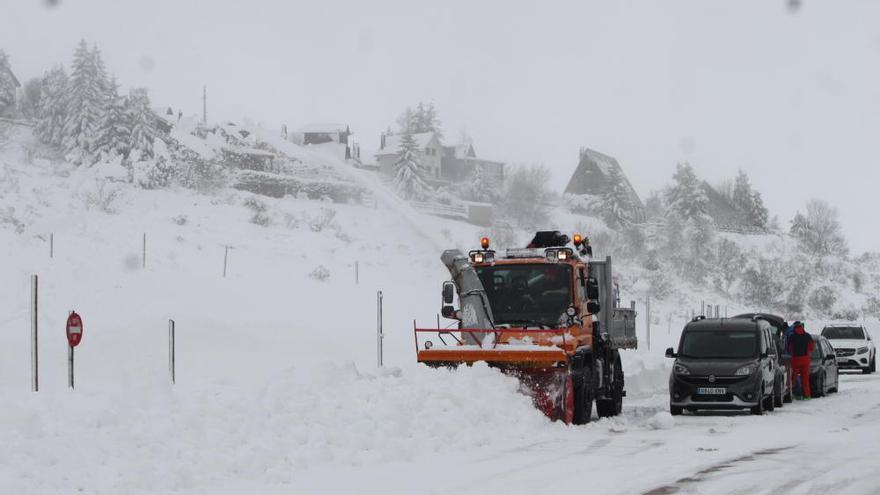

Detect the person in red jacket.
xmin=787 ymin=322 xmax=815 ymax=399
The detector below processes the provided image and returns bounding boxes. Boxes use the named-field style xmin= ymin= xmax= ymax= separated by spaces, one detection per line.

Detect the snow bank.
xmin=620 ymin=350 xmax=671 ymax=397
xmin=0 ymin=363 xmax=555 ymax=493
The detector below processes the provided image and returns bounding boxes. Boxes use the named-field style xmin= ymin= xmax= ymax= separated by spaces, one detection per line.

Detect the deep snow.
xmin=2 ymin=122 xmax=879 ymax=494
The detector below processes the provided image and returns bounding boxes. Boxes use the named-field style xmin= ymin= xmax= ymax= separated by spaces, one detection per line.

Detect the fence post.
xmin=355 ymin=261 xmax=359 ymax=285
xmin=169 ymin=319 xmax=176 ymax=384
xmin=646 ymin=295 xmax=651 ymax=351
xmin=223 ymin=246 xmax=229 ymax=278
xmin=142 ymin=233 xmax=147 ymax=269
xmin=377 ymin=291 xmax=384 ymax=367
xmin=30 ymin=274 xmax=38 ymax=392
xmin=49 ymin=233 xmax=54 ymax=259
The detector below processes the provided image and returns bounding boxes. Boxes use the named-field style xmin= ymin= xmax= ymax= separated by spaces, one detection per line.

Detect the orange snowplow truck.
xmin=414 ymin=231 xmax=637 ymax=424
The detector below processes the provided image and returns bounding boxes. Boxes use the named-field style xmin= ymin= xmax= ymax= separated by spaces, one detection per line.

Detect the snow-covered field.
xmin=2 ymin=123 xmax=879 ymax=494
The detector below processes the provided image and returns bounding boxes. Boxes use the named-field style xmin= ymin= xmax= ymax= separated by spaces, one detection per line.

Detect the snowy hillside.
xmin=3 ymin=120 xmax=880 ymax=494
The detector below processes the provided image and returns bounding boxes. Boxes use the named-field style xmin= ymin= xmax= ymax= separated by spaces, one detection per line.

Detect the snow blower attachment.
xmin=415 ymin=232 xmax=637 ymax=424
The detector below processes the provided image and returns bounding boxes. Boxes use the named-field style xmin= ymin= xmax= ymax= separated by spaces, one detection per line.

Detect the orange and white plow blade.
xmin=417 ymin=346 xmax=568 ymax=366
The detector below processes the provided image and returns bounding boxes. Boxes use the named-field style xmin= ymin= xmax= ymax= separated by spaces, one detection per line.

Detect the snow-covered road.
xmin=281 ymin=371 xmax=880 ymax=495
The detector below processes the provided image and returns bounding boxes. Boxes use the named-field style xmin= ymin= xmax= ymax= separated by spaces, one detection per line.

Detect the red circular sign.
xmin=66 ymin=312 xmax=83 ymax=347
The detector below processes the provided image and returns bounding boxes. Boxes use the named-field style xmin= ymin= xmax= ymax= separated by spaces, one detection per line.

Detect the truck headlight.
xmin=673 ymin=363 xmax=690 ymax=375
xmin=857 ymin=347 xmax=869 ymax=355
xmin=735 ymin=365 xmax=757 ymax=376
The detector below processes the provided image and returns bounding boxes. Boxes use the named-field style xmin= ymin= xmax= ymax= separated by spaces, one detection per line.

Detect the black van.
xmin=666 ymin=317 xmax=779 ymax=415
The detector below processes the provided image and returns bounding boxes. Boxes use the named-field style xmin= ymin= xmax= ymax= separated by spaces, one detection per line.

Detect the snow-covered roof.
xmin=376 ymin=132 xmax=439 ymax=156
xmin=444 ymin=143 xmax=476 ymax=159
xmin=301 ymin=123 xmax=350 ymax=134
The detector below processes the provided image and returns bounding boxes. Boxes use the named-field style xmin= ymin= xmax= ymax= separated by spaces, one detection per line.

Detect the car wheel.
xmin=815 ymin=375 xmax=825 ymax=398
xmin=751 ymin=384 xmax=766 ymax=415
xmin=871 ymin=355 xmax=876 ymax=373
xmin=670 ymin=405 xmax=683 ymax=416
xmin=774 ymin=380 xmax=784 ymax=408
xmin=783 ymin=385 xmax=793 ymax=403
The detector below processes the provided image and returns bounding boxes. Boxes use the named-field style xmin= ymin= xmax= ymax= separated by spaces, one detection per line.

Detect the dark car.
xmin=666 ymin=317 xmax=779 ymax=415
xmin=807 ymin=334 xmax=839 ymax=397
xmin=732 ymin=313 xmax=793 ymax=405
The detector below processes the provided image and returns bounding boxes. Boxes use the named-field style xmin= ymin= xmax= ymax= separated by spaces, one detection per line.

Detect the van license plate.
xmin=696 ymin=387 xmax=726 ymax=395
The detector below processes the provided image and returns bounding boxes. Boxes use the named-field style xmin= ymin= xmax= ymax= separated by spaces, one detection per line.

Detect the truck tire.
xmin=572 ymin=369 xmax=593 ymax=425
xmin=597 ymin=353 xmax=624 ymax=418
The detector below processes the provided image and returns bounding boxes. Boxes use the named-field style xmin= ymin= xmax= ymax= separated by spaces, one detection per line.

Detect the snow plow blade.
xmin=417 ymin=347 xmax=568 ymax=366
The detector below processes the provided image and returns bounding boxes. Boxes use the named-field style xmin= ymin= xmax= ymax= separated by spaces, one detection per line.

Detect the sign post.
xmin=66 ymin=311 xmax=83 ymax=389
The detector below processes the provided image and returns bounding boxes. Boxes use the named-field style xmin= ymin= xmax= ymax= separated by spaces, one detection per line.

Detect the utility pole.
xmin=202 ymin=86 xmax=207 ymax=125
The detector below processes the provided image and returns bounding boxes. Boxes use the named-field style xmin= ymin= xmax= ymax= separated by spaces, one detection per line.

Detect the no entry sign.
xmin=66 ymin=312 xmax=83 ymax=347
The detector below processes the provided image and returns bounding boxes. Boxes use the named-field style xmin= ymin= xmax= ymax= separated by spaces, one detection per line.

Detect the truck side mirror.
xmin=441 ymin=305 xmax=458 ymax=319
xmin=665 ymin=347 xmax=676 ymax=358
xmin=442 ymin=281 xmax=455 ymax=305
xmin=586 ymin=301 xmax=601 ymax=315
xmin=586 ymin=278 xmax=600 ymax=300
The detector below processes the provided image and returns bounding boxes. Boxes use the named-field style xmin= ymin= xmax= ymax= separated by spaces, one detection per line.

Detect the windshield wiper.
xmin=496 ymin=319 xmax=555 ymax=329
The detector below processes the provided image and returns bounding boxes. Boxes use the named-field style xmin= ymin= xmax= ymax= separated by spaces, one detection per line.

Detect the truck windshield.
xmin=679 ymin=331 xmax=758 ymax=359
xmin=821 ymin=327 xmax=864 ymax=340
xmin=476 ymin=264 xmax=572 ymax=327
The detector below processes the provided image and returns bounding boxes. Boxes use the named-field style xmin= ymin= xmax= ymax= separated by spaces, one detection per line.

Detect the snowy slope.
xmin=2 ymin=122 xmax=880 ymax=494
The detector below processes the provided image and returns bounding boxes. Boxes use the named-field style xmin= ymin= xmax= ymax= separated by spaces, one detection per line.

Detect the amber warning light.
xmin=480 ymin=237 xmax=490 ymax=249
xmin=573 ymin=234 xmax=583 ymax=246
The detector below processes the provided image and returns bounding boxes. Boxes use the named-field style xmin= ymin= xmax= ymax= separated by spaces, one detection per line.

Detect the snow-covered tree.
xmin=127 ymin=87 xmax=158 ymax=160
xmin=34 ymin=66 xmax=69 ymax=147
xmin=392 ymin=131 xmax=431 ymax=200
xmin=0 ymin=50 xmax=16 ymax=115
xmin=93 ymin=77 xmax=131 ymax=160
xmin=731 ymin=170 xmax=768 ymax=229
xmin=601 ymin=166 xmax=636 ymax=229
xmin=500 ymin=164 xmax=553 ymax=230
xmin=62 ymin=40 xmax=110 ymax=160
xmin=396 ymin=101 xmax=442 ymax=137
xmin=790 ymin=199 xmax=848 ymax=257
xmin=459 ymin=164 xmax=500 ymax=204
xmin=664 ymin=162 xmax=708 ymax=221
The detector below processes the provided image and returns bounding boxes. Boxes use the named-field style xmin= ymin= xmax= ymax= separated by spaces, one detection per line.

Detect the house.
xmin=375 ymin=131 xmax=444 ymax=180
xmin=440 ymin=143 xmax=504 ymax=183
xmin=301 ymin=123 xmax=355 ymax=160
xmin=565 ymin=147 xmax=646 ymax=222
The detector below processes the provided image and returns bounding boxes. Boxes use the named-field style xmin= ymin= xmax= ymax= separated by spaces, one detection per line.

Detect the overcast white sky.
xmin=3 ymin=0 xmax=880 ymax=252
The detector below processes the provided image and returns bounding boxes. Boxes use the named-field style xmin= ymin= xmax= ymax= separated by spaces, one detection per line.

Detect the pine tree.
xmin=93 ymin=77 xmax=131 ymax=160
xmin=422 ymin=101 xmax=442 ymax=138
xmin=0 ymin=50 xmax=16 ymax=115
xmin=664 ymin=162 xmax=708 ymax=221
xmin=732 ymin=170 xmax=752 ymax=225
xmin=748 ymin=190 xmax=769 ymax=230
xmin=127 ymin=87 xmax=158 ymax=160
xmin=62 ymin=40 xmax=109 ymax=160
xmin=392 ymin=131 xmax=431 ymax=200
xmin=601 ymin=166 xmax=635 ymax=229
xmin=34 ymin=66 xmax=69 ymax=147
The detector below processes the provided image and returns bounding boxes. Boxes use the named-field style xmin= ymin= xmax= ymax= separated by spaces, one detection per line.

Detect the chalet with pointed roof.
xmin=375 ymin=131 xmax=444 ymax=180
xmin=565 ymin=147 xmax=646 ymax=222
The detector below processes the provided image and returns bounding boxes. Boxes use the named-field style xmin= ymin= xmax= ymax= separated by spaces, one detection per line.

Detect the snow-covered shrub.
xmin=808 ymin=285 xmax=837 ymax=315
xmin=862 ymin=296 xmax=880 ymax=320
xmin=309 ymin=265 xmax=330 ymax=281
xmin=243 ymin=197 xmax=270 ymax=226
xmin=283 ymin=212 xmax=300 ymax=230
xmin=489 ymin=221 xmax=518 ymax=249
xmin=172 ymin=214 xmax=188 ymax=226
xmin=306 ymin=208 xmax=337 ymax=232
xmin=179 ymin=157 xmax=227 ymax=193
xmin=565 ymin=193 xmax=602 ymax=216
xmin=0 ymin=207 xmax=25 ymax=234
xmin=739 ymin=258 xmax=785 ymax=308
xmin=832 ymin=305 xmax=861 ymax=321
xmin=83 ymin=180 xmax=122 ymax=214
xmin=135 ymin=157 xmax=176 ymax=189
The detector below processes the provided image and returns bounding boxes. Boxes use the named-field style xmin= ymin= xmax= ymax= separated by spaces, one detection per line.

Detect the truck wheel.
xmin=572 ymin=369 xmax=593 ymax=425
xmin=670 ymin=405 xmax=683 ymax=416
xmin=597 ymin=354 xmax=624 ymax=418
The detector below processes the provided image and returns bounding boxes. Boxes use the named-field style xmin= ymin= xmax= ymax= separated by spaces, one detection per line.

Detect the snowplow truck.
xmin=414 ymin=231 xmax=637 ymax=424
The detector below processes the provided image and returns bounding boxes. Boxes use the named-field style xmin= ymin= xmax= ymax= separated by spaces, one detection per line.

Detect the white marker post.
xmin=168 ymin=319 xmax=176 ymax=384
xmin=30 ymin=275 xmax=38 ymax=392
xmin=223 ymin=246 xmax=229 ymax=278
xmin=377 ymin=291 xmax=384 ymax=368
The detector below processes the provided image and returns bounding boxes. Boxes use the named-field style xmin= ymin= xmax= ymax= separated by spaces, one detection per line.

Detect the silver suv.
xmin=820 ymin=325 xmax=875 ymax=374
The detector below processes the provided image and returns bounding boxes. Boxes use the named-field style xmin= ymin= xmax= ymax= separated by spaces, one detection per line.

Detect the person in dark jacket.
xmin=787 ymin=321 xmax=815 ymax=399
